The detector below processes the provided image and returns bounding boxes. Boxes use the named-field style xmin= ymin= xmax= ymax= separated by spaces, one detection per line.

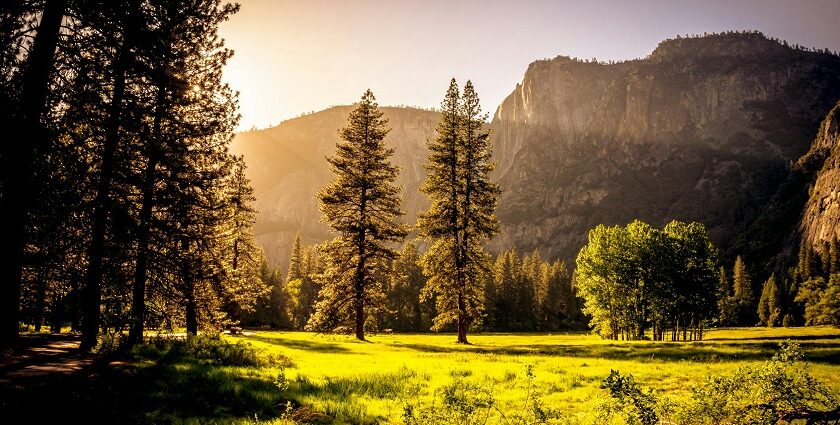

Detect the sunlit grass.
xmin=226 ymin=326 xmax=840 ymax=423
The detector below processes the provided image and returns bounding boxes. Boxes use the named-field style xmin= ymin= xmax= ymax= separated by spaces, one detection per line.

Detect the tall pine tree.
xmin=418 ymin=79 xmax=499 ymax=343
xmin=306 ymin=90 xmax=406 ymax=340
xmin=732 ymin=256 xmax=755 ymax=325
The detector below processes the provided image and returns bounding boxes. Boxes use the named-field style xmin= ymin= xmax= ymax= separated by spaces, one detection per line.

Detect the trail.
xmin=0 ymin=334 xmax=93 ymax=388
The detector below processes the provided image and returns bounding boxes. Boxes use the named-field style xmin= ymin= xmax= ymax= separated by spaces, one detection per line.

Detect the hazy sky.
xmin=219 ymin=0 xmax=840 ymax=130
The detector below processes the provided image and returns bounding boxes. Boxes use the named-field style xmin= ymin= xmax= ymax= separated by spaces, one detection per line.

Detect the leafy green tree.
xmin=418 ymin=79 xmax=499 ymax=343
xmin=796 ymin=274 xmax=840 ymax=325
xmin=576 ymin=220 xmax=718 ymax=340
xmin=306 ymin=90 xmax=407 ymax=340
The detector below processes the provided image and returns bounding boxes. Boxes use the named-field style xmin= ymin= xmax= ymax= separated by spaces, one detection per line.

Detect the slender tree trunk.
xmin=33 ymin=268 xmax=47 ymax=332
xmin=128 ymin=85 xmax=164 ymax=347
xmin=80 ymin=30 xmax=133 ymax=351
xmin=128 ymin=151 xmax=158 ymax=346
xmin=354 ymin=192 xmax=368 ymax=341
xmin=185 ymin=288 xmax=197 ymax=336
xmin=50 ymin=296 xmax=62 ymax=333
xmin=0 ymin=0 xmax=65 ymax=346
xmin=69 ymin=271 xmax=80 ymax=332
xmin=181 ymin=239 xmax=198 ymax=336
xmin=413 ymin=298 xmax=422 ymax=331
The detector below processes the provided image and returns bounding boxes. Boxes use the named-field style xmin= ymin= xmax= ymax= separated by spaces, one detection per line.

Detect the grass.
xmin=2 ymin=327 xmax=839 ymax=423
xmin=224 ymin=326 xmax=840 ymax=424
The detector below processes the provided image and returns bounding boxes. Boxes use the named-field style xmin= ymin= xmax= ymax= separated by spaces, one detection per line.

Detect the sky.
xmin=219 ymin=0 xmax=840 ymax=131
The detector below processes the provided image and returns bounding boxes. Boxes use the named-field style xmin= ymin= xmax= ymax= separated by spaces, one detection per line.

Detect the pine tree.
xmin=418 ymin=79 xmax=499 ymax=343
xmin=306 ymin=90 xmax=406 ymax=340
xmin=716 ymin=266 xmax=734 ymax=326
xmin=732 ymin=256 xmax=755 ymax=325
xmin=387 ymin=241 xmax=427 ymax=331
xmin=287 ymin=234 xmax=304 ymax=282
xmin=758 ymin=274 xmax=782 ymax=326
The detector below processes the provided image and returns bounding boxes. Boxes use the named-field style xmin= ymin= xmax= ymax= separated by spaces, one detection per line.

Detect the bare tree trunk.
xmin=127 ymin=86 xmax=164 ymax=347
xmin=0 ymin=0 xmax=65 ymax=347
xmin=457 ymin=292 xmax=468 ymax=344
xmin=81 ymin=34 xmax=132 ymax=351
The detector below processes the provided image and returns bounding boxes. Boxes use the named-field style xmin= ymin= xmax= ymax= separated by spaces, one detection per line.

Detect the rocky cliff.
xmin=489 ymin=32 xmax=840 ymax=262
xmin=798 ymin=102 xmax=840 ymax=251
xmin=230 ymin=106 xmax=438 ymax=269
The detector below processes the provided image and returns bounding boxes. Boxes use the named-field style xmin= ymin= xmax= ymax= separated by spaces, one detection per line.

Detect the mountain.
xmin=798 ymin=102 xmax=840 ymax=253
xmin=233 ymin=32 xmax=840 ymax=271
xmin=489 ymin=31 xmax=840 ymax=263
xmin=230 ymin=106 xmax=439 ymax=269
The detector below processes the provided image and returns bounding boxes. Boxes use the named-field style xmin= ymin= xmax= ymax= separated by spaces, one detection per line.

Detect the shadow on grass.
xmin=399 ymin=341 xmax=840 ymax=364
xmin=705 ymin=333 xmax=840 ymax=342
xmin=0 ymin=351 xmax=289 ymax=423
xmin=244 ymin=334 xmax=353 ymax=354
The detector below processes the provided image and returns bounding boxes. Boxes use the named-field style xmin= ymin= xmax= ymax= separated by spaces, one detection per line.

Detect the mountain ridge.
xmin=233 ymin=32 xmax=840 ymax=272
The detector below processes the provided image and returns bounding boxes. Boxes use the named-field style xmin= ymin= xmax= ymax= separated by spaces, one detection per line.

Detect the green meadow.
xmin=215 ymin=327 xmax=840 ymax=424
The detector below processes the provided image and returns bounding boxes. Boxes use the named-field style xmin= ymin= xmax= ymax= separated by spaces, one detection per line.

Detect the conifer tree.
xmin=387 ymin=241 xmax=427 ymax=331
xmin=306 ymin=90 xmax=406 ymax=340
xmin=732 ymin=256 xmax=755 ymax=325
xmin=716 ymin=266 xmax=735 ymax=326
xmin=758 ymin=273 xmax=782 ymax=326
xmin=287 ymin=233 xmax=304 ymax=283
xmin=418 ymin=79 xmax=499 ymax=343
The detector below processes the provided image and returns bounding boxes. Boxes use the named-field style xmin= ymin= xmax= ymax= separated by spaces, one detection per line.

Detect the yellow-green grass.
xmin=222 ymin=327 xmax=840 ymax=424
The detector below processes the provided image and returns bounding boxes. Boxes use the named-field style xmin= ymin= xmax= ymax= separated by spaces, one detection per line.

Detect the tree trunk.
xmin=80 ymin=34 xmax=132 ymax=352
xmin=127 ymin=85 xmax=164 ymax=347
xmin=185 ymin=290 xmax=197 ymax=336
xmin=69 ymin=271 xmax=80 ymax=332
xmin=413 ymin=298 xmax=422 ymax=331
xmin=50 ymin=296 xmax=62 ymax=333
xmin=182 ymin=239 xmax=198 ymax=336
xmin=33 ymin=268 xmax=47 ymax=332
xmin=0 ymin=0 xmax=65 ymax=347
xmin=127 ymin=153 xmax=157 ymax=346
xmin=457 ymin=292 xmax=468 ymax=344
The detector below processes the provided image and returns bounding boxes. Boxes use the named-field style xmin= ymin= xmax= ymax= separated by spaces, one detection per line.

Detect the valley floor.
xmin=230 ymin=327 xmax=840 ymax=423
xmin=1 ymin=327 xmax=838 ymax=424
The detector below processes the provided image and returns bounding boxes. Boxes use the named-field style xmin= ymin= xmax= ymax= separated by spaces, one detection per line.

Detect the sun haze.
xmin=220 ymin=0 xmax=840 ymax=130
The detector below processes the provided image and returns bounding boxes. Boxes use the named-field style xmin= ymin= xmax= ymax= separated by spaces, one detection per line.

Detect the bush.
xmin=401 ymin=364 xmax=560 ymax=424
xmin=673 ymin=340 xmax=839 ymax=424
xmin=131 ymin=334 xmax=293 ymax=367
xmin=598 ymin=370 xmax=658 ymax=425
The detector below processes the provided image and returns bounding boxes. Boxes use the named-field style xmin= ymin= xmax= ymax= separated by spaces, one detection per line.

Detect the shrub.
xmin=131 ymin=334 xmax=293 ymax=367
xmin=598 ymin=370 xmax=658 ymax=425
xmin=674 ymin=340 xmax=839 ymax=424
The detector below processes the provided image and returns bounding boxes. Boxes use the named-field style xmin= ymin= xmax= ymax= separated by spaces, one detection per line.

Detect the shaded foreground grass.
xmin=0 ymin=327 xmax=838 ymax=423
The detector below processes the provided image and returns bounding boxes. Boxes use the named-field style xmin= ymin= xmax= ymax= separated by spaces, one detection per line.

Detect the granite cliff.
xmin=489 ymin=32 xmax=840 ymax=262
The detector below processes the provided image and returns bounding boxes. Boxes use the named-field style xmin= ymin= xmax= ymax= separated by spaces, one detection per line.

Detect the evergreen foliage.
xmin=418 ymin=79 xmax=499 ymax=343
xmin=306 ymin=90 xmax=407 ymax=340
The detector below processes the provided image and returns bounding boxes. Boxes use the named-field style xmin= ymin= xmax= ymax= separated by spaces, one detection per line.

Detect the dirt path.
xmin=0 ymin=334 xmax=94 ymax=388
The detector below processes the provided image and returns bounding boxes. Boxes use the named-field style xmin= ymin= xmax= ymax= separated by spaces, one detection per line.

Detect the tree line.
xmin=720 ymin=238 xmax=840 ymax=329
xmin=2 ymin=1 xmax=266 ymax=350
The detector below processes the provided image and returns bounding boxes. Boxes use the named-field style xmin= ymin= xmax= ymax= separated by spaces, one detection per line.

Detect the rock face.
xmin=489 ymin=32 xmax=840 ymax=263
xmin=230 ymin=106 xmax=438 ymax=270
xmin=798 ymin=102 xmax=840 ymax=251
xmin=234 ymin=33 xmax=840 ymax=270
